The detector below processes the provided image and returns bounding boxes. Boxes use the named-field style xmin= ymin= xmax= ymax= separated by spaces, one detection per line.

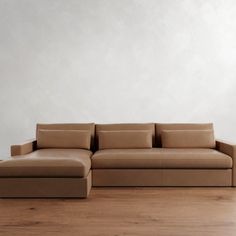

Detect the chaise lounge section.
xmin=0 ymin=123 xmax=94 ymax=198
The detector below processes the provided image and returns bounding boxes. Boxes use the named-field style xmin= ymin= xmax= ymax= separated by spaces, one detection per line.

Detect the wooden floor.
xmin=1 ymin=187 xmax=236 ymax=236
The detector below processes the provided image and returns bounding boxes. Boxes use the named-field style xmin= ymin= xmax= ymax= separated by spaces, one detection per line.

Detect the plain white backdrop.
xmin=0 ymin=0 xmax=236 ymax=158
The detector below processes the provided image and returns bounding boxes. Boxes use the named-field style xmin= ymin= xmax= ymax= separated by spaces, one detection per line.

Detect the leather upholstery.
xmin=98 ymin=130 xmax=152 ymax=149
xmin=155 ymin=123 xmax=214 ymax=147
xmin=11 ymin=139 xmax=37 ymax=156
xmin=92 ymin=148 xmax=232 ymax=169
xmin=216 ymin=140 xmax=236 ymax=186
xmin=161 ymin=130 xmax=215 ymax=148
xmin=0 ymin=172 xmax=91 ymax=198
xmin=4 ymin=123 xmax=235 ymax=194
xmin=37 ymin=129 xmax=91 ymax=149
xmin=37 ymin=123 xmax=95 ymax=149
xmin=95 ymin=123 xmax=155 ymax=149
xmin=93 ymin=169 xmax=232 ymax=187
xmin=0 ymin=149 xmax=92 ymax=177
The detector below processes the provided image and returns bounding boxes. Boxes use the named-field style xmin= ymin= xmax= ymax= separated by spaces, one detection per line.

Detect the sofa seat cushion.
xmin=92 ymin=148 xmax=232 ymax=169
xmin=0 ymin=149 xmax=92 ymax=177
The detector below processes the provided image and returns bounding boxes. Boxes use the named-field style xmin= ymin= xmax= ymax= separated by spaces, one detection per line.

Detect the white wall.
xmin=0 ymin=0 xmax=236 ymax=158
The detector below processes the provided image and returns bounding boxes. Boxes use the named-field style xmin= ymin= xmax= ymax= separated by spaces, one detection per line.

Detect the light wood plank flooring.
xmin=1 ymin=187 xmax=236 ymax=236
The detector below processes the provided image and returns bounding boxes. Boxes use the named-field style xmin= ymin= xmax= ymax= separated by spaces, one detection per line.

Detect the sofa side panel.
xmin=11 ymin=139 xmax=37 ymax=157
xmin=92 ymin=169 xmax=232 ymax=187
xmin=0 ymin=171 xmax=92 ymax=198
xmin=216 ymin=140 xmax=236 ymax=186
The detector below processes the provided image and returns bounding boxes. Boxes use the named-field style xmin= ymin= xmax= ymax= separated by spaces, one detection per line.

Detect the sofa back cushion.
xmin=98 ymin=130 xmax=152 ymax=149
xmin=36 ymin=123 xmax=95 ymax=149
xmin=95 ymin=123 xmax=155 ymax=149
xmin=155 ymin=123 xmax=214 ymax=147
xmin=37 ymin=129 xmax=91 ymax=149
xmin=161 ymin=130 xmax=215 ymax=148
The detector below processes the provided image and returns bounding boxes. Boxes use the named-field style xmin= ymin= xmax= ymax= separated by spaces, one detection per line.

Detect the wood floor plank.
xmin=1 ymin=187 xmax=236 ymax=236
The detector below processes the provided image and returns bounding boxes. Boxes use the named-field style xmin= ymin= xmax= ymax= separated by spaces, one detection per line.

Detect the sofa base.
xmin=0 ymin=171 xmax=91 ymax=198
xmin=92 ymin=169 xmax=232 ymax=186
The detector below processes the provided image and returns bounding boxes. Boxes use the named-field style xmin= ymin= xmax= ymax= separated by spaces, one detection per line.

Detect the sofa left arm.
xmin=11 ymin=139 xmax=37 ymax=157
xmin=216 ymin=139 xmax=236 ymax=186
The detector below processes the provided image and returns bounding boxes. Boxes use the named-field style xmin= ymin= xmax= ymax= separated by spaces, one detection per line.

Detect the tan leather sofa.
xmin=0 ymin=123 xmax=235 ymax=198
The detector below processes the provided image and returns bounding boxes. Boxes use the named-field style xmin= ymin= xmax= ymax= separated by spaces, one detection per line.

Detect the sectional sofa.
xmin=0 ymin=123 xmax=235 ymax=198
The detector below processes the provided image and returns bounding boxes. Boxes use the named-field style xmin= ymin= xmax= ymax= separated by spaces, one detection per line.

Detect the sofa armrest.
xmin=11 ymin=139 xmax=37 ymax=157
xmin=216 ymin=139 xmax=236 ymax=186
